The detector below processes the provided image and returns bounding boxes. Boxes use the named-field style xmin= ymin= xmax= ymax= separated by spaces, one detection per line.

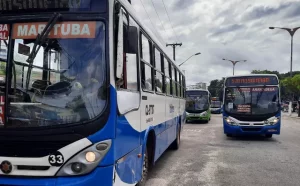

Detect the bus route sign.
xmin=0 ymin=0 xmax=90 ymax=11
xmin=0 ymin=24 xmax=9 ymax=40
xmin=225 ymin=76 xmax=279 ymax=87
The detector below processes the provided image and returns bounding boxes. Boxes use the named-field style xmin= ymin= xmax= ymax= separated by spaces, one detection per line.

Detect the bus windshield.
xmin=224 ymin=87 xmax=279 ymax=115
xmin=211 ymin=101 xmax=221 ymax=108
xmin=186 ymin=91 xmax=209 ymax=112
xmin=2 ymin=21 xmax=107 ymax=128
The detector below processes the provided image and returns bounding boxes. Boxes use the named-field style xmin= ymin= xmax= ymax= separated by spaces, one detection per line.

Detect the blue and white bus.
xmin=0 ymin=0 xmax=186 ymax=185
xmin=222 ymin=74 xmax=281 ymax=138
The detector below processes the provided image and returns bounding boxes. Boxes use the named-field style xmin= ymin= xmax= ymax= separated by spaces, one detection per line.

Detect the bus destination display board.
xmin=0 ymin=0 xmax=91 ymax=12
xmin=225 ymin=76 xmax=279 ymax=87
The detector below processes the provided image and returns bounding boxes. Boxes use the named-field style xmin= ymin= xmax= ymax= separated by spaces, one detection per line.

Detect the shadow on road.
xmin=147 ymin=149 xmax=176 ymax=178
xmin=226 ymin=135 xmax=278 ymax=142
xmin=186 ymin=121 xmax=209 ymax=124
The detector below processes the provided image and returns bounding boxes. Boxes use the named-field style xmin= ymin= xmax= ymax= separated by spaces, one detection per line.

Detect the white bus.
xmin=0 ymin=0 xmax=186 ymax=185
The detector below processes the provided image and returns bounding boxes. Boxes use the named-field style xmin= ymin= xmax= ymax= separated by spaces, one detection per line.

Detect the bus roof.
xmin=118 ymin=0 xmax=184 ymax=75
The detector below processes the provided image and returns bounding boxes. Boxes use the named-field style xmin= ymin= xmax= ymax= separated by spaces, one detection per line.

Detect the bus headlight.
xmin=56 ymin=139 xmax=111 ymax=176
xmin=224 ymin=117 xmax=237 ymax=125
xmin=265 ymin=117 xmax=280 ymax=125
xmin=86 ymin=151 xmax=96 ymax=162
xmin=200 ymin=111 xmax=207 ymax=116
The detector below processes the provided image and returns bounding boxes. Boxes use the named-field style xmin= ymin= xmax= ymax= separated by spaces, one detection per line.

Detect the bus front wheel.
xmin=266 ymin=134 xmax=273 ymax=138
xmin=137 ymin=149 xmax=149 ymax=186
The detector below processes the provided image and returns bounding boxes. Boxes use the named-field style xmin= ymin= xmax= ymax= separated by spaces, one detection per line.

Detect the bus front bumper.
xmin=211 ymin=108 xmax=221 ymax=114
xmin=0 ymin=166 xmax=114 ymax=186
xmin=224 ymin=123 xmax=280 ymax=136
xmin=186 ymin=115 xmax=209 ymax=121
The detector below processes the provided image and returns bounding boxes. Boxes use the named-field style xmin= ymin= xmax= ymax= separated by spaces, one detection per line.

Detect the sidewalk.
xmin=282 ymin=112 xmax=300 ymax=119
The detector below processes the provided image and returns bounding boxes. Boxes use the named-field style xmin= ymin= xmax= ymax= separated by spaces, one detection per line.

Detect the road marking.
xmin=183 ymin=129 xmax=202 ymax=132
xmin=146 ymin=178 xmax=168 ymax=186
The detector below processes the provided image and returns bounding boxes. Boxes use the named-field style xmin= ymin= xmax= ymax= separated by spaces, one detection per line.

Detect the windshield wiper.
xmin=25 ymin=13 xmax=61 ymax=91
xmin=236 ymin=86 xmax=246 ymax=103
xmin=255 ymin=85 xmax=267 ymax=105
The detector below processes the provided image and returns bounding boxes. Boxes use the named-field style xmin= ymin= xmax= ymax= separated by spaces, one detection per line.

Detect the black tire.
xmin=226 ymin=134 xmax=232 ymax=137
xmin=136 ymin=149 xmax=149 ymax=186
xmin=170 ymin=126 xmax=181 ymax=150
xmin=266 ymin=134 xmax=273 ymax=138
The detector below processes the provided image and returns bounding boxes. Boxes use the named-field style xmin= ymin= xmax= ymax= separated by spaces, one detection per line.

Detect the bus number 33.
xmin=48 ymin=152 xmax=64 ymax=166
xmin=145 ymin=105 xmax=154 ymax=115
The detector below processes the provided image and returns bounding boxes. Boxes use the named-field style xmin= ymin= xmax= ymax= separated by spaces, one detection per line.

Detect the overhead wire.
xmin=137 ymin=0 xmax=166 ymax=43
xmin=161 ymin=0 xmax=180 ymax=42
xmin=148 ymin=0 xmax=169 ymax=39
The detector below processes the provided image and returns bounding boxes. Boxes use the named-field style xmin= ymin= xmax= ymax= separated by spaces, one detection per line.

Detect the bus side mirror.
xmin=125 ymin=26 xmax=138 ymax=54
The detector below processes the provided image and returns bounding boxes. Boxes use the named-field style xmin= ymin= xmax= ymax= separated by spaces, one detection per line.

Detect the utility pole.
xmin=269 ymin=26 xmax=300 ymax=116
xmin=222 ymin=59 xmax=247 ymax=75
xmin=269 ymin=26 xmax=300 ymax=77
xmin=166 ymin=43 xmax=182 ymax=61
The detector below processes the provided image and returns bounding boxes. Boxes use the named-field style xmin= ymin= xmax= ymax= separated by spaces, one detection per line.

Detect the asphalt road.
xmin=146 ymin=114 xmax=300 ymax=186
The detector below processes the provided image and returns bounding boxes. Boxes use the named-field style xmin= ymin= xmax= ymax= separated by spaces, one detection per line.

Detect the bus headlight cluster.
xmin=224 ymin=117 xmax=238 ymax=125
xmin=56 ymin=139 xmax=111 ymax=176
xmin=264 ymin=117 xmax=280 ymax=125
xmin=200 ymin=111 xmax=207 ymax=116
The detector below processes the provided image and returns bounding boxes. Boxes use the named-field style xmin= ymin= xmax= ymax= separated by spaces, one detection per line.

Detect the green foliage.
xmin=208 ymin=78 xmax=224 ymax=97
xmin=251 ymin=70 xmax=281 ymax=78
xmin=251 ymin=70 xmax=300 ymax=100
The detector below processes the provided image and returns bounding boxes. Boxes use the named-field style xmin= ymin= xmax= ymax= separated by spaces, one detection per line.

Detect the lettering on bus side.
xmin=145 ymin=105 xmax=154 ymax=115
xmin=169 ymin=104 xmax=174 ymax=113
xmin=145 ymin=105 xmax=154 ymax=123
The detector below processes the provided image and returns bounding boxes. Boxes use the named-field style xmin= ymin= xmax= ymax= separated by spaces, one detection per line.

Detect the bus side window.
xmin=164 ymin=58 xmax=171 ymax=95
xmin=140 ymin=33 xmax=153 ymax=91
xmin=154 ymin=47 xmax=163 ymax=93
xmin=171 ymin=66 xmax=177 ymax=96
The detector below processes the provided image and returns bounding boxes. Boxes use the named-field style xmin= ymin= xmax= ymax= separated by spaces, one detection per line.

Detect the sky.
xmin=130 ymin=0 xmax=300 ymax=86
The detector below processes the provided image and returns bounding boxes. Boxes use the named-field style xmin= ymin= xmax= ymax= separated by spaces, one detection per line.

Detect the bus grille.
xmin=241 ymin=127 xmax=262 ymax=132
xmin=0 ymin=140 xmax=71 ymax=157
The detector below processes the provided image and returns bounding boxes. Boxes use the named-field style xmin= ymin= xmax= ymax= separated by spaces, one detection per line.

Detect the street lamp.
xmin=269 ymin=26 xmax=300 ymax=116
xmin=178 ymin=52 xmax=201 ymax=67
xmin=269 ymin=26 xmax=300 ymax=77
xmin=222 ymin=58 xmax=247 ymax=75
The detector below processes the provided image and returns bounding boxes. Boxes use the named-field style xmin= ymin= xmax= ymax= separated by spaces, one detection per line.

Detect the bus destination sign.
xmin=0 ymin=0 xmax=90 ymax=12
xmin=226 ymin=76 xmax=279 ymax=87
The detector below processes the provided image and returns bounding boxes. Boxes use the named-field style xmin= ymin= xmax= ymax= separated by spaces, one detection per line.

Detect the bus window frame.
xmin=2 ymin=15 xmax=111 ymax=131
xmin=153 ymin=45 xmax=165 ymax=95
xmin=140 ymin=30 xmax=154 ymax=94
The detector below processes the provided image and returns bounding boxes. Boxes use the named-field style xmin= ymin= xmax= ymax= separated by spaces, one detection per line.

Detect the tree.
xmin=251 ymin=70 xmax=300 ymax=100
xmin=281 ymin=74 xmax=300 ymax=100
xmin=208 ymin=78 xmax=224 ymax=97
xmin=251 ymin=70 xmax=281 ymax=79
xmin=293 ymin=75 xmax=300 ymax=93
